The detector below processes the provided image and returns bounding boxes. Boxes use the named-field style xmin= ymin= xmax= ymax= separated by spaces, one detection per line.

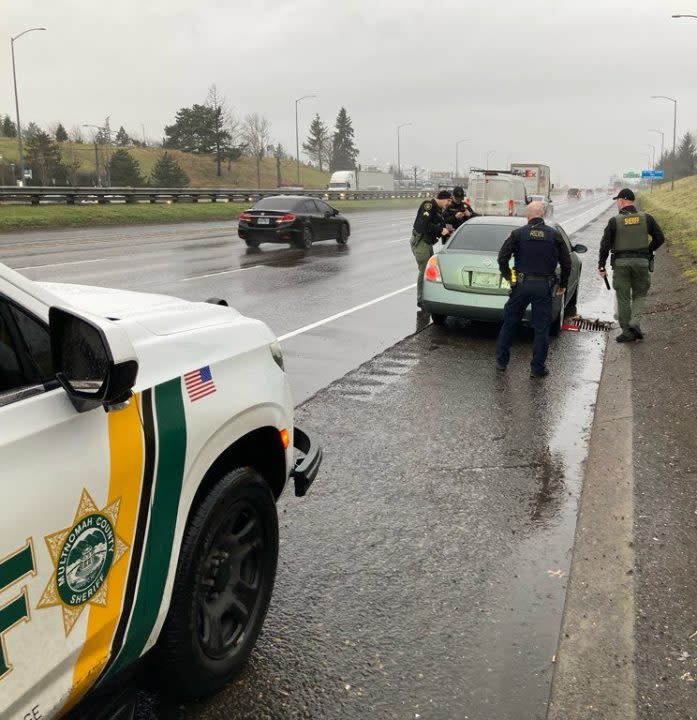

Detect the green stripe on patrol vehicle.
xmin=105 ymin=378 xmax=187 ymax=677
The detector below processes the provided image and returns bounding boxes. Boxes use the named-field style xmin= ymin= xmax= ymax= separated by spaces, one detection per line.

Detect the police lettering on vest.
xmin=513 ymin=222 xmax=560 ymax=276
xmin=613 ymin=211 xmax=650 ymax=257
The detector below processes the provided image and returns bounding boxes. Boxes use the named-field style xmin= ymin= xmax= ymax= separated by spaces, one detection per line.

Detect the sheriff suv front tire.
xmin=157 ymin=467 xmax=279 ymax=698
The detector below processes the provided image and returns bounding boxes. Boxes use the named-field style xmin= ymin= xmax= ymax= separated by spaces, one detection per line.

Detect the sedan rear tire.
xmin=296 ymin=225 xmax=313 ymax=249
xmin=431 ymin=313 xmax=447 ymax=325
xmin=245 ymin=239 xmax=260 ymax=248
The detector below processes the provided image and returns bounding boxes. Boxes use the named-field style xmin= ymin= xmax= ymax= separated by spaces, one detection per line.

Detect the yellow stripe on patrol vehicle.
xmin=60 ymin=396 xmax=145 ymax=714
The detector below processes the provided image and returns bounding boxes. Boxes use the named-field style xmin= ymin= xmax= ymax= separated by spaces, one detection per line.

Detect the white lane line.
xmin=15 ymin=258 xmax=106 ymax=270
xmin=278 ymin=284 xmax=416 ymax=341
xmin=180 ymin=266 xmax=260 ymax=281
xmin=387 ymin=238 xmax=407 ymax=244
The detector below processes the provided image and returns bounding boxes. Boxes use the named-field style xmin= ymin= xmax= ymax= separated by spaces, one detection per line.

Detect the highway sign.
xmin=641 ymin=170 xmax=664 ymax=179
xmin=623 ymin=171 xmax=640 ymax=178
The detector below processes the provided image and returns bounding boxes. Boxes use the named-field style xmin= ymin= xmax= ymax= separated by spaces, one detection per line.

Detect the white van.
xmin=467 ymin=170 xmax=528 ymax=217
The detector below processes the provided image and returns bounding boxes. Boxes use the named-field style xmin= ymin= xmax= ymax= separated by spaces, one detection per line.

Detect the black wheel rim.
xmin=196 ymin=502 xmax=264 ymax=660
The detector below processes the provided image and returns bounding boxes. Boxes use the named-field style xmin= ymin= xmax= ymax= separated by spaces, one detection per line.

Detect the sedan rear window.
xmin=448 ymin=224 xmax=516 ymax=252
xmin=252 ymin=197 xmax=300 ymax=211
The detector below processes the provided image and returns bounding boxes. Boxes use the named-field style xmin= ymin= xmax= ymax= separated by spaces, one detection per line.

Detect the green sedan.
xmin=422 ymin=216 xmax=587 ymax=333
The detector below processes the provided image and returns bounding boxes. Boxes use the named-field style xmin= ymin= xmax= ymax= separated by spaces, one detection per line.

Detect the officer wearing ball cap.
xmin=598 ymin=188 xmax=665 ymax=342
xmin=444 ymin=186 xmax=477 ymax=233
xmin=411 ymin=190 xmax=452 ymax=307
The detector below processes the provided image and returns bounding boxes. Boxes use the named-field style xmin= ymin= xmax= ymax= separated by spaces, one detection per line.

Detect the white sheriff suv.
xmin=0 ymin=262 xmax=321 ymax=719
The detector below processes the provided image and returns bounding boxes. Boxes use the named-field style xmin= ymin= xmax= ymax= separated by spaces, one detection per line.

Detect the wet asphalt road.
xmin=4 ymin=199 xmax=619 ymax=719
xmin=2 ymin=196 xmax=608 ymax=404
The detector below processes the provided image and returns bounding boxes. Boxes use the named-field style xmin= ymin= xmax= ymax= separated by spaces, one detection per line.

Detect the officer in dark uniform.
xmin=495 ymin=201 xmax=571 ymax=378
xmin=443 ymin=186 xmax=477 ymax=235
xmin=598 ymin=188 xmax=665 ymax=342
xmin=411 ymin=190 xmax=452 ymax=307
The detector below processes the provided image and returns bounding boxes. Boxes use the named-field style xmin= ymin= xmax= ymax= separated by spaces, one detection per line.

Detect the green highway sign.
xmin=623 ymin=171 xmax=640 ymax=178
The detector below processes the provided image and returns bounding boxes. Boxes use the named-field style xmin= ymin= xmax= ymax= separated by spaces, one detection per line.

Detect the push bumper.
xmin=291 ymin=426 xmax=322 ymax=497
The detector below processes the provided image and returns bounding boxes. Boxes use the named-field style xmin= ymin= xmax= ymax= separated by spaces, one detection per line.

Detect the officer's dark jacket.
xmin=498 ymin=217 xmax=572 ymax=288
xmin=413 ymin=199 xmax=446 ymax=244
xmin=444 ymin=200 xmax=477 ymax=229
xmin=598 ymin=205 xmax=665 ymax=269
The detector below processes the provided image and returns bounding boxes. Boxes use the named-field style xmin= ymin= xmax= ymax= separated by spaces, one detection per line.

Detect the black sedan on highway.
xmin=238 ymin=195 xmax=351 ymax=249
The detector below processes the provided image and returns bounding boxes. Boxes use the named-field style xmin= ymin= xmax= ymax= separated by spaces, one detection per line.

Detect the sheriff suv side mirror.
xmin=49 ymin=306 xmax=139 ymax=413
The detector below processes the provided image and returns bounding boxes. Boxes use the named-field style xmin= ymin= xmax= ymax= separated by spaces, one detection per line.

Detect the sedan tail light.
xmin=239 ymin=212 xmax=252 ymax=221
xmin=507 ymin=199 xmax=514 ymax=216
xmin=275 ymin=213 xmax=296 ymax=223
xmin=424 ymin=256 xmax=442 ymax=283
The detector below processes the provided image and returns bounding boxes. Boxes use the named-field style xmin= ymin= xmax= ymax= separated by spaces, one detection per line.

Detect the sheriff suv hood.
xmin=39 ymin=282 xmax=240 ymax=336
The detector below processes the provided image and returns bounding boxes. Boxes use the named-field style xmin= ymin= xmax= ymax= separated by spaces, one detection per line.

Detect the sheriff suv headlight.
xmin=270 ymin=340 xmax=284 ymax=371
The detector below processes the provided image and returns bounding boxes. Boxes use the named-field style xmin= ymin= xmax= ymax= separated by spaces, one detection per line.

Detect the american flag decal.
xmin=184 ymin=366 xmax=217 ymax=401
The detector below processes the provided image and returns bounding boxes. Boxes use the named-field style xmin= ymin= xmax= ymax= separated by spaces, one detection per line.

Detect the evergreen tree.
xmin=24 ymin=122 xmax=42 ymax=140
xmin=150 ymin=152 xmax=189 ymax=187
xmin=302 ymin=114 xmax=330 ymax=171
xmin=676 ymin=131 xmax=697 ymax=179
xmin=330 ymin=107 xmax=359 ymax=171
xmin=164 ymin=104 xmax=214 ymax=152
xmin=108 ymin=149 xmax=146 ymax=186
xmin=25 ymin=131 xmax=64 ymax=184
xmin=115 ymin=126 xmax=130 ymax=146
xmin=55 ymin=123 xmax=68 ymax=142
xmin=3 ymin=115 xmax=17 ymax=138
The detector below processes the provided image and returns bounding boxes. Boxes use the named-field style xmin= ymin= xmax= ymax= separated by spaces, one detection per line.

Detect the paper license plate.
xmin=257 ymin=217 xmax=270 ymax=225
xmin=471 ymin=272 xmax=500 ymax=288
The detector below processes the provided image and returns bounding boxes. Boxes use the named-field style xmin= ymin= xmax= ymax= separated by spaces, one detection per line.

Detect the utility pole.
xmin=455 ymin=138 xmax=469 ymax=180
xmin=397 ymin=123 xmax=411 ymax=187
xmin=10 ymin=27 xmax=46 ymax=184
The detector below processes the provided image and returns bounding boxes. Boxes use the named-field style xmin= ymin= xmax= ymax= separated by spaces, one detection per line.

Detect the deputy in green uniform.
xmin=411 ymin=190 xmax=452 ymax=307
xmin=598 ymin=188 xmax=665 ymax=342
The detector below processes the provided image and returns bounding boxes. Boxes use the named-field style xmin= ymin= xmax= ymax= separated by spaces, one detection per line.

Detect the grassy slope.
xmin=0 ymin=137 xmax=330 ymax=189
xmin=0 ymin=197 xmax=423 ymax=233
xmin=639 ymin=176 xmax=697 ymax=282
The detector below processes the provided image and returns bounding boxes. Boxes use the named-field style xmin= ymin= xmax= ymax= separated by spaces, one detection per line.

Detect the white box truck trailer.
xmin=327 ymin=171 xmax=395 ymax=192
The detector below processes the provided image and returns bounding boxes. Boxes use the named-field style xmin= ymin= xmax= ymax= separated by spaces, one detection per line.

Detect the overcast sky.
xmin=4 ymin=0 xmax=696 ymax=186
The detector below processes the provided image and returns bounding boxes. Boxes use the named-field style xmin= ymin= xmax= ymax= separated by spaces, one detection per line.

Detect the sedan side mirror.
xmin=572 ymin=243 xmax=588 ymax=254
xmin=49 ymin=306 xmax=138 ymax=413
xmin=324 ymin=211 xmax=332 ymax=219
xmin=332 ymin=208 xmax=339 ymax=216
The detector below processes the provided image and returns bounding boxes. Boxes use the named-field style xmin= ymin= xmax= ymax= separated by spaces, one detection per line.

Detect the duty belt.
xmin=612 ymin=251 xmax=650 ymax=260
xmin=517 ymin=272 xmax=555 ymax=281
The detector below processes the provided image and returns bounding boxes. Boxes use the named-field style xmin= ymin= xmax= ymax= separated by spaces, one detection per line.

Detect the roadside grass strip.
xmin=639 ymin=175 xmax=697 ymax=283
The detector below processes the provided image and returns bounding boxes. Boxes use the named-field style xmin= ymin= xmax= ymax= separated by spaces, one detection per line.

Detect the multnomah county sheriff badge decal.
xmin=37 ymin=489 xmax=129 ymax=635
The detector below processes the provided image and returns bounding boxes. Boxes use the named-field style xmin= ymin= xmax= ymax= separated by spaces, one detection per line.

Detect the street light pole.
xmin=295 ymin=94 xmax=316 ymax=186
xmin=455 ymin=138 xmax=469 ymax=180
xmin=397 ymin=123 xmax=412 ymax=187
xmin=642 ymin=143 xmax=656 ymax=193
xmin=649 ymin=128 xmax=665 ymax=163
xmin=651 ymin=95 xmax=677 ymax=190
xmin=10 ymin=27 xmax=46 ymax=184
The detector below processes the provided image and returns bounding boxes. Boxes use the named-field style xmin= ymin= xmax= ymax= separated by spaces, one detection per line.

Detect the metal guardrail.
xmin=0 ymin=186 xmax=428 ymax=206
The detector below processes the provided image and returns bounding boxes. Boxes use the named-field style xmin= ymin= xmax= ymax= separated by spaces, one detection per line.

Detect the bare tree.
xmin=69 ymin=126 xmax=84 ymax=144
xmin=241 ymin=113 xmax=271 ymax=188
xmin=207 ymin=84 xmax=242 ymax=177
